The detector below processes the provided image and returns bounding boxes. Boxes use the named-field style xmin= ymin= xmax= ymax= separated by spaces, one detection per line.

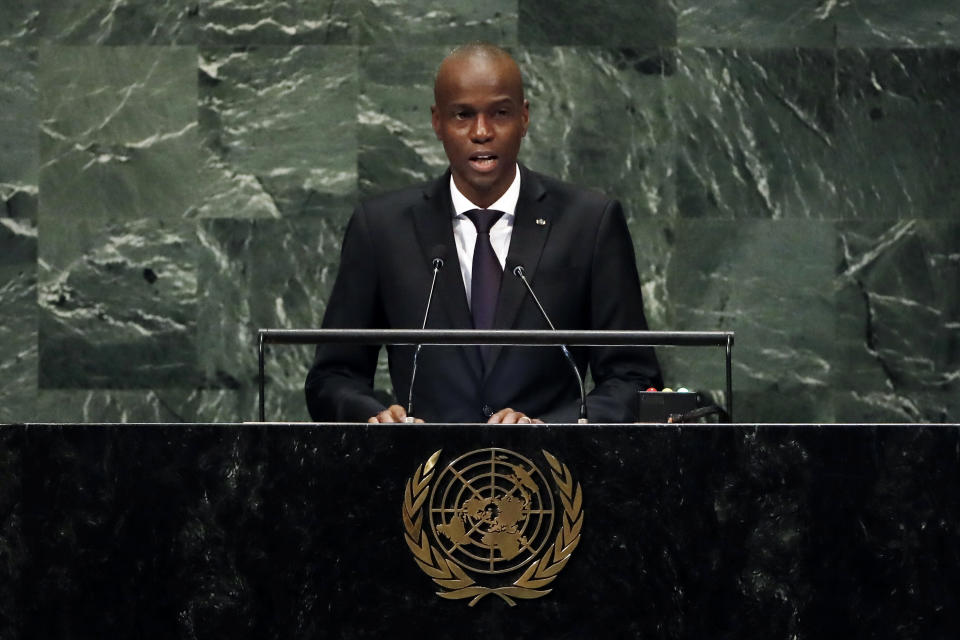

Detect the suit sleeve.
xmin=539 ymin=199 xmax=663 ymax=423
xmin=304 ymin=205 xmax=388 ymax=422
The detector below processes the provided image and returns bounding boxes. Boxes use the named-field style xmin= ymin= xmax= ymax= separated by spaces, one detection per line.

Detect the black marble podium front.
xmin=1 ymin=423 xmax=959 ymax=639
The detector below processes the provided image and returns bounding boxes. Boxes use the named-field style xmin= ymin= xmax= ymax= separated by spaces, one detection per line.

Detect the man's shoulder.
xmin=357 ymin=177 xmax=440 ymax=215
xmin=522 ymin=166 xmax=615 ymax=210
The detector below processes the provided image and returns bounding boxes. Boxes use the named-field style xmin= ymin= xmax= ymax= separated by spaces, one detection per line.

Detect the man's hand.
xmin=368 ymin=404 xmax=424 ymax=423
xmin=487 ymin=408 xmax=543 ymax=424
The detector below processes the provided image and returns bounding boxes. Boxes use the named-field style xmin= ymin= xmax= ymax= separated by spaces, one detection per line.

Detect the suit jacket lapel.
xmin=485 ymin=165 xmax=551 ymax=377
xmin=412 ymin=171 xmax=484 ymax=380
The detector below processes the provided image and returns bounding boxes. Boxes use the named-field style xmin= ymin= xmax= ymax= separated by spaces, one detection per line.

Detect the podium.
xmin=2 ymin=421 xmax=959 ymax=637
xmin=260 ymin=328 xmax=737 ymax=422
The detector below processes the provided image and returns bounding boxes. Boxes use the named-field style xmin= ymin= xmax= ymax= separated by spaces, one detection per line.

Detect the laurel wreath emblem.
xmin=402 ymin=449 xmax=583 ymax=606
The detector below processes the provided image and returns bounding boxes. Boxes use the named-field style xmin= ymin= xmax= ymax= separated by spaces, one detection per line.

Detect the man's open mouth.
xmin=469 ymin=153 xmax=498 ymax=170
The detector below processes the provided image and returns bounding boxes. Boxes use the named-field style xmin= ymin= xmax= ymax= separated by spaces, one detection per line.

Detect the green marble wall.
xmin=1 ymin=1 xmax=957 ymax=423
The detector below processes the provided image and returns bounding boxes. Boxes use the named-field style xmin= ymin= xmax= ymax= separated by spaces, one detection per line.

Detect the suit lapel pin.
xmin=536 ymin=218 xmax=546 ymax=226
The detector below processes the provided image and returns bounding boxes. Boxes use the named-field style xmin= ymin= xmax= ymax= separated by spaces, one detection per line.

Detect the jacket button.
xmin=482 ymin=404 xmax=494 ymax=418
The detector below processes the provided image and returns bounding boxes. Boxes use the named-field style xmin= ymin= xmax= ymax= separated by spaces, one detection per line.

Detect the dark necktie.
xmin=463 ymin=209 xmax=505 ymax=366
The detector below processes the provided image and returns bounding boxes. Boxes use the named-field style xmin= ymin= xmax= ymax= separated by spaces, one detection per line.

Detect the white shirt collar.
xmin=449 ymin=164 xmax=522 ymax=217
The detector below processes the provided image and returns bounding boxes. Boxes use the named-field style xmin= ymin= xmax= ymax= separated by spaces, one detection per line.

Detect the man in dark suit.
xmin=305 ymin=43 xmax=661 ymax=424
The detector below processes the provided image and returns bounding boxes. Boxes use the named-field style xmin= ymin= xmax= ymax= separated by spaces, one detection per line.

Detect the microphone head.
xmin=430 ymin=244 xmax=447 ymax=269
xmin=512 ymin=263 xmax=526 ymax=278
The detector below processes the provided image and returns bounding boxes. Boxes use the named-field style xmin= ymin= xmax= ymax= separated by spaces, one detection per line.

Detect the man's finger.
xmin=386 ymin=405 xmax=408 ymax=421
xmin=487 ymin=408 xmax=510 ymax=424
xmin=504 ymin=412 xmax=537 ymax=424
xmin=488 ymin=408 xmax=537 ymax=424
xmin=369 ymin=404 xmax=409 ymax=423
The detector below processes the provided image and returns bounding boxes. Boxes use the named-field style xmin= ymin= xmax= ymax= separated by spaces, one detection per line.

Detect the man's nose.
xmin=471 ymin=114 xmax=492 ymax=141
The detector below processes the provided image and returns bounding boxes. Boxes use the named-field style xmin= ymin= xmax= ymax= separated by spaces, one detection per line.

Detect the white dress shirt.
xmin=449 ymin=165 xmax=521 ymax=307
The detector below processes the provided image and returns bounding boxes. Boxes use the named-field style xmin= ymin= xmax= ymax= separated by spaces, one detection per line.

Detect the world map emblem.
xmin=402 ymin=448 xmax=584 ymax=606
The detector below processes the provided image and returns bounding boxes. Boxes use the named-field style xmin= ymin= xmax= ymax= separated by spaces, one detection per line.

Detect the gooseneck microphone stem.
xmin=512 ymin=265 xmax=589 ymax=423
xmin=406 ymin=253 xmax=445 ymax=421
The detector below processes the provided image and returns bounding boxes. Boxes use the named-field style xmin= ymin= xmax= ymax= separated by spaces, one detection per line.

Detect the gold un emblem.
xmin=402 ymin=448 xmax=584 ymax=606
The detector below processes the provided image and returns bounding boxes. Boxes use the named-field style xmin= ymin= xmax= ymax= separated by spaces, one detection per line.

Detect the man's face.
xmin=431 ymin=54 xmax=529 ymax=208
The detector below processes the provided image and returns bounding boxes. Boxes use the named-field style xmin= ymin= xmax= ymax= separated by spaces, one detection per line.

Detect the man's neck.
xmin=449 ymin=164 xmax=522 ymax=214
xmin=451 ymin=166 xmax=518 ymax=209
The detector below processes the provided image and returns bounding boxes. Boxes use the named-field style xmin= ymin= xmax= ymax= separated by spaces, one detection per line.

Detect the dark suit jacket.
xmin=305 ymin=165 xmax=662 ymax=423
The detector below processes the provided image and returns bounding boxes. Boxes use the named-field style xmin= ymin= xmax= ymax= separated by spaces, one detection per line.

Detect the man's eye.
xmin=455 ymin=111 xmax=470 ymax=119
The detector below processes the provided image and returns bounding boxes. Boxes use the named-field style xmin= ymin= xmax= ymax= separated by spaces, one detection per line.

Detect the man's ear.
xmin=430 ymin=105 xmax=442 ymax=140
xmin=521 ymin=99 xmax=530 ymax=137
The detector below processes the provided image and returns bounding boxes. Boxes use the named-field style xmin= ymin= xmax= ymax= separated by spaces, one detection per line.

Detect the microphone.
xmin=511 ymin=263 xmax=589 ymax=423
xmin=406 ymin=244 xmax=447 ymax=422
